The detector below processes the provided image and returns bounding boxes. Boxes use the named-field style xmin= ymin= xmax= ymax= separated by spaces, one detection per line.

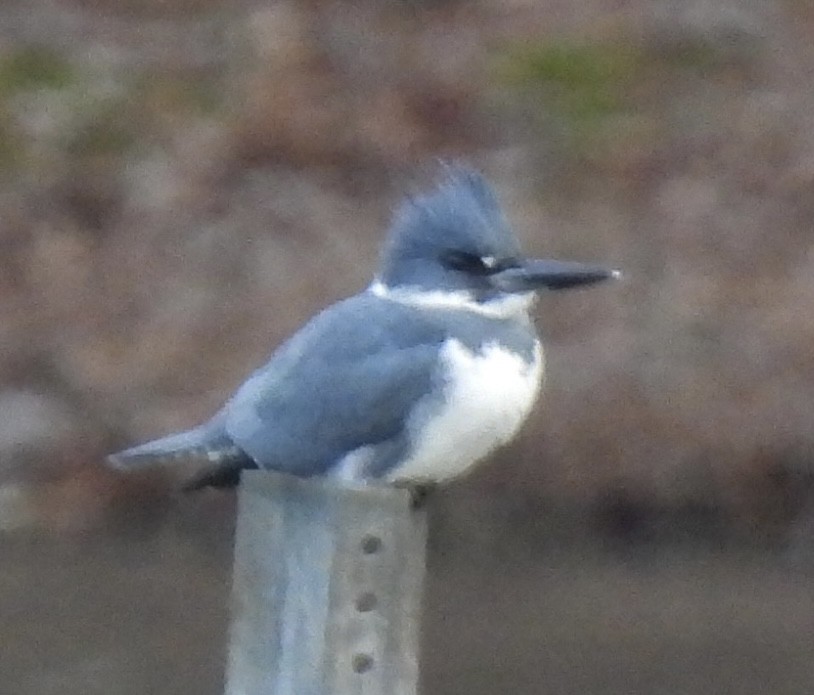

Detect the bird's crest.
xmin=383 ymin=165 xmax=520 ymax=265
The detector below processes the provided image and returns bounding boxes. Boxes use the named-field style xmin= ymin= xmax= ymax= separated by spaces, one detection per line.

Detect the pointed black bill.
xmin=491 ymin=259 xmax=621 ymax=293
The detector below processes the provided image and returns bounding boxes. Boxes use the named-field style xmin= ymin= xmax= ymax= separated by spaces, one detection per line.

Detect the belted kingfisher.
xmin=108 ymin=167 xmax=619 ymax=492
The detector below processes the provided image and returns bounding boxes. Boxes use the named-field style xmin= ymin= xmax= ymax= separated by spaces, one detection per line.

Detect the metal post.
xmin=225 ymin=471 xmax=428 ymax=695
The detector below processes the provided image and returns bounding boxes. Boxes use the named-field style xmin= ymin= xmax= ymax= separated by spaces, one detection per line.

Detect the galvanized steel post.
xmin=225 ymin=471 xmax=428 ymax=695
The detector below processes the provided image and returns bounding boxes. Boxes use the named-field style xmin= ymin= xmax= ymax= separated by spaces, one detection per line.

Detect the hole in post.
xmin=355 ymin=592 xmax=377 ymax=612
xmin=360 ymin=534 xmax=382 ymax=554
xmin=352 ymin=653 xmax=374 ymax=673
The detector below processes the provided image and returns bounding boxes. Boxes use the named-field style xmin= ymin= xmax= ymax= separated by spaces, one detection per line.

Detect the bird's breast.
xmin=387 ymin=338 xmax=544 ymax=483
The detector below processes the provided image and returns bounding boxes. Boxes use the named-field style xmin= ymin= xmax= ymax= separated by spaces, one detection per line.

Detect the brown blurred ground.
xmin=2 ymin=0 xmax=814 ymax=693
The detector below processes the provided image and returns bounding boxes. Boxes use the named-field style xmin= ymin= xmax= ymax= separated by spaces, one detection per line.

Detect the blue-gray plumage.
xmin=108 ymin=166 xmax=619 ymax=490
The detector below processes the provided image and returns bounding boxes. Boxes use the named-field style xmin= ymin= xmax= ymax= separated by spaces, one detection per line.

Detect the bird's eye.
xmin=443 ymin=251 xmax=493 ymax=275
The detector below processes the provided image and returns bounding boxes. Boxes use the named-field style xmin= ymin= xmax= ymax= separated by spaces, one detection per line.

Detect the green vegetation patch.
xmin=0 ymin=111 xmax=22 ymax=168
xmin=498 ymin=40 xmax=642 ymax=131
xmin=0 ymin=46 xmax=75 ymax=95
xmin=494 ymin=34 xmax=753 ymax=163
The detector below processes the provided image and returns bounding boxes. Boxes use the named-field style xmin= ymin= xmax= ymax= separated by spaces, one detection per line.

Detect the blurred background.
xmin=3 ymin=0 xmax=814 ymax=693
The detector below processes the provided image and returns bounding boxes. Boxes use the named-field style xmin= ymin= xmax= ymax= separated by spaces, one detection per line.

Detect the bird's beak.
xmin=491 ymin=259 xmax=621 ymax=293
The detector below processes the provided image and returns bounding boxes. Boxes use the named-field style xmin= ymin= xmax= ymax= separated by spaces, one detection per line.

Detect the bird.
xmin=108 ymin=166 xmax=619 ymax=494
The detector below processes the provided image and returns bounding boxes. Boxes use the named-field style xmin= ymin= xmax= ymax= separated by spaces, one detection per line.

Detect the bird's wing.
xmin=223 ymin=294 xmax=446 ymax=477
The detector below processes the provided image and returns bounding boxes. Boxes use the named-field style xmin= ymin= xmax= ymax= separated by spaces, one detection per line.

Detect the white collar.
xmin=368 ymin=280 xmax=534 ymax=319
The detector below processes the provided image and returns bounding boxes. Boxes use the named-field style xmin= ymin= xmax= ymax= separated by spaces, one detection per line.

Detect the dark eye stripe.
xmin=443 ymin=251 xmax=520 ymax=275
xmin=443 ymin=251 xmax=491 ymax=275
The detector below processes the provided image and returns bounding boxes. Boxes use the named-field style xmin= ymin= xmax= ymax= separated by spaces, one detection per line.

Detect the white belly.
xmin=386 ymin=339 xmax=544 ymax=483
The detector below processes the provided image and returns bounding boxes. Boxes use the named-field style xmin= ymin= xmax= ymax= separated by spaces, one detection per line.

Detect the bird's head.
xmin=374 ymin=166 xmax=619 ymax=317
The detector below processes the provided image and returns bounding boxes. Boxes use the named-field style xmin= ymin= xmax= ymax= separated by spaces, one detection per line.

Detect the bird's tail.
xmin=107 ymin=424 xmax=236 ymax=469
xmin=107 ymin=422 xmax=257 ymax=491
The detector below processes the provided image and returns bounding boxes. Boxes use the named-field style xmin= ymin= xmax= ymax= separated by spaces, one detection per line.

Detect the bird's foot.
xmin=402 ymin=482 xmax=437 ymax=509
